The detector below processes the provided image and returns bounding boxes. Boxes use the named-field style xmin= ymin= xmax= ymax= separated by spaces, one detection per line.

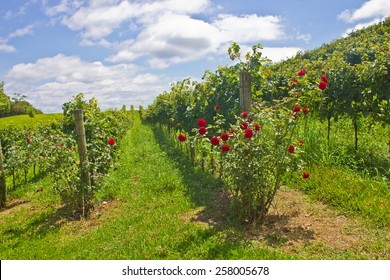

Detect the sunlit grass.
xmin=0 ymin=114 xmax=63 ymax=129
xmin=290 ymin=165 xmax=389 ymax=228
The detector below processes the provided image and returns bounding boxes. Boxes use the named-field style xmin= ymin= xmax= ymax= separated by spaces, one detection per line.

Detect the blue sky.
xmin=1 ymin=0 xmax=389 ymax=113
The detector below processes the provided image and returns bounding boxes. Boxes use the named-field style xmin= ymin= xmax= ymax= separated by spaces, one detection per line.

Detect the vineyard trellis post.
xmin=0 ymin=139 xmax=6 ymax=207
xmin=239 ymin=70 xmax=252 ymax=112
xmin=74 ymin=109 xmax=91 ymax=218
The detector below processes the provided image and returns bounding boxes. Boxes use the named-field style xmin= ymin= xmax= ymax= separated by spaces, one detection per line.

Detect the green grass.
xmin=290 ymin=165 xmax=389 ymax=228
xmin=288 ymin=116 xmax=389 ymax=228
xmin=1 ymin=113 xmax=388 ymax=259
xmin=0 ymin=113 xmax=62 ymax=129
xmin=300 ymin=116 xmax=389 ymax=180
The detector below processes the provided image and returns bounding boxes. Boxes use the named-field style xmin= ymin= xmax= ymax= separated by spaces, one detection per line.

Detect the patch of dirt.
xmin=63 ymin=199 xmax=125 ymax=235
xmin=0 ymin=196 xmax=124 ymax=237
xmin=181 ymin=187 xmax=389 ymax=259
xmin=180 ymin=188 xmax=230 ymax=229
xmin=251 ymin=188 xmax=361 ymax=251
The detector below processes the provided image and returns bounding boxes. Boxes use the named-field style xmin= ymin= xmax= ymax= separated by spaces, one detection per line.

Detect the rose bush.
xmin=182 ymin=97 xmax=310 ymax=225
xmin=1 ymin=93 xmax=132 ymax=217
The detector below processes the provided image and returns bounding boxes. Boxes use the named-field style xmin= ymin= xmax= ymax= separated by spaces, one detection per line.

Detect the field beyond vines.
xmin=0 ymin=113 xmax=62 ymax=129
xmin=0 ymin=113 xmax=388 ymax=260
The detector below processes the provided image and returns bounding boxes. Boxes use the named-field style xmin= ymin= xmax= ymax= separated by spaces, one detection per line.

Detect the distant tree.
xmin=11 ymin=93 xmax=27 ymax=102
xmin=10 ymin=101 xmax=31 ymax=115
xmin=0 ymin=82 xmax=11 ymax=118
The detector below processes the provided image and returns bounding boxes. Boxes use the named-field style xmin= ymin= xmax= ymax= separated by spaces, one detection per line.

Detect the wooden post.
xmin=239 ymin=70 xmax=252 ymax=112
xmin=74 ymin=109 xmax=90 ymax=218
xmin=0 ymin=140 xmax=6 ymax=207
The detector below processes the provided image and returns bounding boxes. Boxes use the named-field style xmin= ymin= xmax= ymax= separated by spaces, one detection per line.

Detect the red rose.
xmin=221 ymin=133 xmax=229 ymax=141
xmin=210 ymin=136 xmax=220 ymax=146
xmin=178 ymin=133 xmax=186 ymax=142
xmin=298 ymin=69 xmax=306 ymax=76
xmin=221 ymin=144 xmax=230 ymax=152
xmin=244 ymin=129 xmax=253 ymax=139
xmin=321 ymin=76 xmax=328 ymax=83
xmin=72 ymin=147 xmax=76 ymax=151
xmin=293 ymin=105 xmax=301 ymax=112
xmin=303 ymin=172 xmax=310 ymax=179
xmin=318 ymin=81 xmax=327 ymax=91
xmin=241 ymin=111 xmax=248 ymax=118
xmin=198 ymin=126 xmax=207 ymax=135
xmin=293 ymin=79 xmax=298 ymax=84
xmin=288 ymin=145 xmax=295 ymax=154
xmin=214 ymin=105 xmax=220 ymax=111
xmin=302 ymin=107 xmax=309 ymax=115
xmin=254 ymin=124 xmax=260 ymax=131
xmin=108 ymin=138 xmax=116 ymax=146
xmin=197 ymin=118 xmax=207 ymax=127
xmin=240 ymin=121 xmax=248 ymax=130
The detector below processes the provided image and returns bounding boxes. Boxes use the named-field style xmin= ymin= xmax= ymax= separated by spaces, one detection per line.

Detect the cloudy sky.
xmin=1 ymin=0 xmax=389 ymax=113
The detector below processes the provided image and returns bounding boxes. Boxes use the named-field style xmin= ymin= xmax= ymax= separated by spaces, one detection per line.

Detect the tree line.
xmin=0 ymin=82 xmax=42 ymax=118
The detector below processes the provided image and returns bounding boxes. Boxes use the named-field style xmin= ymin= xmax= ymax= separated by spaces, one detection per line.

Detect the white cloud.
xmin=9 ymin=24 xmax=34 ymax=38
xmin=338 ymin=0 xmax=390 ymax=22
xmin=262 ymin=47 xmax=302 ymax=62
xmin=107 ymin=13 xmax=221 ymax=67
xmin=212 ymin=14 xmax=284 ymax=42
xmin=3 ymin=0 xmax=32 ymax=19
xmin=236 ymin=44 xmax=302 ymax=63
xmin=107 ymin=12 xmax=286 ymax=68
xmin=45 ymin=0 xmax=293 ymax=68
xmin=0 ymin=38 xmax=16 ymax=52
xmin=296 ymin=32 xmax=311 ymax=44
xmin=60 ymin=0 xmax=211 ymax=39
xmin=341 ymin=18 xmax=382 ymax=37
xmin=62 ymin=1 xmax=137 ymax=39
xmin=4 ymin=54 xmax=164 ymax=112
xmin=44 ymin=0 xmax=70 ymax=16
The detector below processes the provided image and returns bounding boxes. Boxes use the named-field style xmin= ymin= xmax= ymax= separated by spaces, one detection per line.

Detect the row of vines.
xmin=143 ymin=18 xmax=390 ymax=224
xmin=0 ymin=93 xmax=133 ymax=218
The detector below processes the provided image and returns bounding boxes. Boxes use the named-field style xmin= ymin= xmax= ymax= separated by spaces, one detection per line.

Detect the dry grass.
xmin=181 ymin=187 xmax=390 ymax=259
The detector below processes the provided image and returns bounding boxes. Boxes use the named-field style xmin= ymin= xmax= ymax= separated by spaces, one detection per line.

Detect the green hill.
xmin=0 ymin=113 xmax=62 ymax=130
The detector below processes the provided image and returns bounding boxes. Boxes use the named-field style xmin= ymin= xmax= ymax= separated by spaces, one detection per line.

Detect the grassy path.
xmin=0 ymin=114 xmax=288 ymax=259
xmin=1 ymin=114 xmax=388 ymax=259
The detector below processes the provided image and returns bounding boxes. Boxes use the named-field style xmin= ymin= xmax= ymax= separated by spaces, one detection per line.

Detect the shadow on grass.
xmin=151 ymin=125 xmax=313 ymax=258
xmin=252 ymin=214 xmax=315 ymax=247
xmin=151 ymin=126 xmax=226 ymax=219
xmin=0 ymin=199 xmax=29 ymax=213
xmin=2 ymin=203 xmax=79 ymax=245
